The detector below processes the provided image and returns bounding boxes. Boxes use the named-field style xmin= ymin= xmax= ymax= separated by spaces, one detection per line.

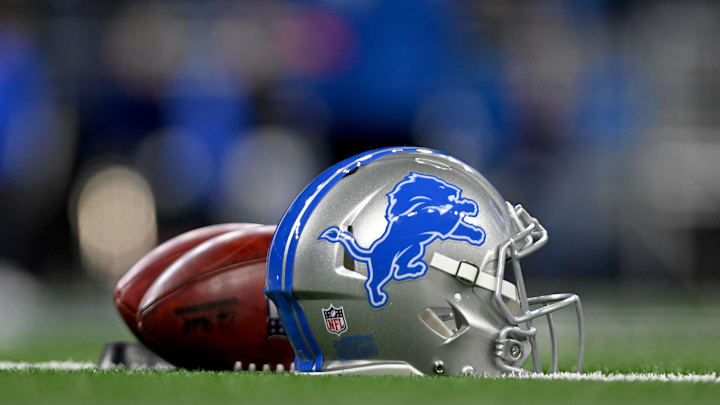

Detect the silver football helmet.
xmin=265 ymin=147 xmax=584 ymax=376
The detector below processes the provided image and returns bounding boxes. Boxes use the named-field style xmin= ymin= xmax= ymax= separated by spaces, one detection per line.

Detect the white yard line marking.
xmin=0 ymin=361 xmax=718 ymax=383
xmin=495 ymin=371 xmax=720 ymax=383
xmin=0 ymin=361 xmax=95 ymax=371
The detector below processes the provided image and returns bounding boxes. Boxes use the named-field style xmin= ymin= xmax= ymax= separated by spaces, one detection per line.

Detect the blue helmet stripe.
xmin=266 ymin=147 xmax=447 ymax=371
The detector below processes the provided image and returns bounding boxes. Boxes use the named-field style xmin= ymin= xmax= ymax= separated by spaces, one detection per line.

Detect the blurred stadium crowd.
xmin=0 ymin=0 xmax=719 ymax=285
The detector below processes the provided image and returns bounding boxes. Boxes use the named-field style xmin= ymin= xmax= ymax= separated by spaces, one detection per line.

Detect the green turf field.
xmin=1 ymin=370 xmax=719 ymax=405
xmin=0 ymin=283 xmax=718 ymax=404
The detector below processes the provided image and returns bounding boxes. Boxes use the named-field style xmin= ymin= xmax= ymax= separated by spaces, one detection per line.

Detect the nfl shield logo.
xmin=322 ymin=304 xmax=348 ymax=336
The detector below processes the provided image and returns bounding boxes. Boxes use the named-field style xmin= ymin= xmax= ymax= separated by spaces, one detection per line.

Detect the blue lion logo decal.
xmin=319 ymin=172 xmax=486 ymax=308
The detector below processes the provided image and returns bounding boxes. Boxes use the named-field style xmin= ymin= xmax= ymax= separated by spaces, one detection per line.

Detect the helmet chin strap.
xmin=490 ymin=202 xmax=585 ymax=374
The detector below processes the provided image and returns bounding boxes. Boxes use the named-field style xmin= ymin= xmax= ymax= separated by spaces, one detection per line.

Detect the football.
xmin=136 ymin=225 xmax=294 ymax=370
xmin=114 ymin=223 xmax=260 ymax=340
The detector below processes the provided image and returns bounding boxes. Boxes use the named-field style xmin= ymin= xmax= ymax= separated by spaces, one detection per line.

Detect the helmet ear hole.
xmin=419 ymin=308 xmax=454 ymax=338
xmin=419 ymin=307 xmax=468 ymax=339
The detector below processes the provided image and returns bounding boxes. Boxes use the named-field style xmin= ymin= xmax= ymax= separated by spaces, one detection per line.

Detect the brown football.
xmin=137 ymin=225 xmax=294 ymax=370
xmin=114 ymin=223 xmax=260 ymax=340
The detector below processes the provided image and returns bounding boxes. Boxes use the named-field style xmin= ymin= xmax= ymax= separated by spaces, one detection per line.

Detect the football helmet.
xmin=265 ymin=147 xmax=584 ymax=376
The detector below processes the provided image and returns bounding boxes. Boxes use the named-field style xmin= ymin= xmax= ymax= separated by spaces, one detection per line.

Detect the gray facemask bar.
xmin=491 ymin=202 xmax=585 ymax=374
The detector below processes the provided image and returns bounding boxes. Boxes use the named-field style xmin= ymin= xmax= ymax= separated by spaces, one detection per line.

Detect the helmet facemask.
xmin=491 ymin=202 xmax=585 ymax=374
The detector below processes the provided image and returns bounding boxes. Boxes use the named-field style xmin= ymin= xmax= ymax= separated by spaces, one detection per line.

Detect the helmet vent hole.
xmin=343 ymin=166 xmax=360 ymax=177
xmin=343 ymin=226 xmax=356 ymax=271
xmin=343 ymin=249 xmax=355 ymax=271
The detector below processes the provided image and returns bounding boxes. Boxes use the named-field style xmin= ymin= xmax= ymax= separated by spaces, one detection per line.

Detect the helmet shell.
xmin=266 ymin=147 xmax=526 ymax=375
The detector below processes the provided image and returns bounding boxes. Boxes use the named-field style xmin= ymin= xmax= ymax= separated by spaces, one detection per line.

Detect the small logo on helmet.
xmin=319 ymin=172 xmax=486 ymax=309
xmin=322 ymin=304 xmax=348 ymax=336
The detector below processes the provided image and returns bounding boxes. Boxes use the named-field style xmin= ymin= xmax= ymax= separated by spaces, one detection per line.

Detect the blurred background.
xmin=0 ymin=0 xmax=718 ymax=369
